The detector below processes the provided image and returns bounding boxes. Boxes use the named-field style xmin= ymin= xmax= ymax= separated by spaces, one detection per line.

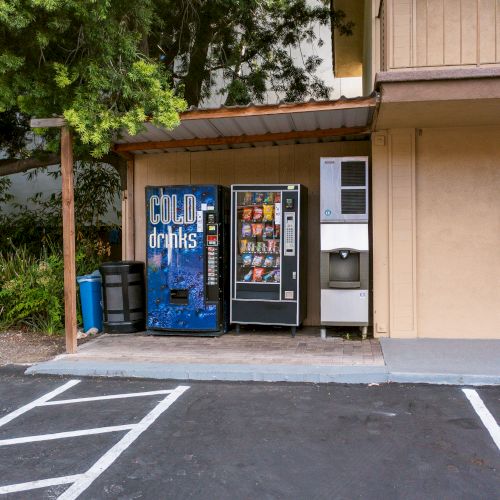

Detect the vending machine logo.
xmin=148 ymin=194 xmax=198 ymax=250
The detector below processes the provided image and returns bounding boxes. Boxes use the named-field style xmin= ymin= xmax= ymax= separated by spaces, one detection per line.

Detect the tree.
xmin=150 ymin=0 xmax=352 ymax=106
xmin=0 ymin=0 xmax=186 ymax=178
xmin=0 ymin=0 xmax=352 ymax=177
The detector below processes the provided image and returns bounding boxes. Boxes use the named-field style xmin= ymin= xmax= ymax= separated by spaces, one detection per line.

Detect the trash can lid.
xmin=99 ymin=261 xmax=145 ymax=273
xmin=77 ymin=271 xmax=102 ymax=283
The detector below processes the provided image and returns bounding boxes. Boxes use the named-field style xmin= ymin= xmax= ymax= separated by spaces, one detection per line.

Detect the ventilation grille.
xmin=341 ymin=161 xmax=366 ymax=187
xmin=341 ymin=189 xmax=366 ymax=214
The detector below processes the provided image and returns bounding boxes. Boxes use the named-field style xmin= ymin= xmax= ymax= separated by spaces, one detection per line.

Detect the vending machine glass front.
xmin=236 ymin=191 xmax=281 ymax=286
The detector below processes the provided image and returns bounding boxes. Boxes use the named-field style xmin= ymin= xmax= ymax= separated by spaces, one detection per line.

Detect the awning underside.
xmin=114 ymin=95 xmax=376 ymax=155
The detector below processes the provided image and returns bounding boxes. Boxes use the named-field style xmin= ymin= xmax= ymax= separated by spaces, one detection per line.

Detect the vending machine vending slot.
xmin=170 ymin=289 xmax=188 ymax=305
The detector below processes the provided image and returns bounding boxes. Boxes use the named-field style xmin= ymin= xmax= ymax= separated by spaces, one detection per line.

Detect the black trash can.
xmin=99 ymin=261 xmax=145 ymax=333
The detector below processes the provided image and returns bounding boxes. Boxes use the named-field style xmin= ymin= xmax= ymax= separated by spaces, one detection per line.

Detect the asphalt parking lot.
xmin=0 ymin=367 xmax=498 ymax=500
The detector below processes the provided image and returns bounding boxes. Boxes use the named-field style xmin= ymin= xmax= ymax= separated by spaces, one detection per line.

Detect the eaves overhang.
xmin=113 ymin=95 xmax=377 ymax=155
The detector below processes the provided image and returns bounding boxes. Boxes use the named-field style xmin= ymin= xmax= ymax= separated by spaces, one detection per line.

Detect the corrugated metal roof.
xmin=114 ymin=94 xmax=377 ymax=154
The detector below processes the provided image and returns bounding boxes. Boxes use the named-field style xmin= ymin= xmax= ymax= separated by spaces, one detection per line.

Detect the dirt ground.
xmin=0 ymin=330 xmax=95 ymax=365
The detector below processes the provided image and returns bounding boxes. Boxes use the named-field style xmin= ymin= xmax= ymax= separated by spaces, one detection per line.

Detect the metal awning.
xmin=114 ymin=95 xmax=377 ymax=155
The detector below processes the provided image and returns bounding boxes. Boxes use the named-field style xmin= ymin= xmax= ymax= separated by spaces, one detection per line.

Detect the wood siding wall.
xmin=132 ymin=141 xmax=371 ymax=327
xmin=384 ymin=0 xmax=500 ymax=69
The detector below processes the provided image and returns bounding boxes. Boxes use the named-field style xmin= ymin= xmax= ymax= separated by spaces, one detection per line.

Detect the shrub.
xmin=0 ymin=246 xmax=64 ymax=334
xmin=0 ymin=239 xmax=111 ymax=334
xmin=0 ymin=160 xmax=119 ymax=334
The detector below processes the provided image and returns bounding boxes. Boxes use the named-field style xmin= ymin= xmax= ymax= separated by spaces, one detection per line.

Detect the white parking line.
xmin=58 ymin=385 xmax=190 ymax=500
xmin=462 ymin=388 xmax=500 ymax=451
xmin=0 ymin=383 xmax=190 ymax=499
xmin=41 ymin=389 xmax=174 ymax=406
xmin=0 ymin=475 xmax=83 ymax=495
xmin=0 ymin=380 xmax=80 ymax=428
xmin=0 ymin=424 xmax=135 ymax=446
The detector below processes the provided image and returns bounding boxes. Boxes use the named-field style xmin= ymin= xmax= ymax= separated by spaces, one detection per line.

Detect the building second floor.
xmin=334 ymin=0 xmax=500 ymax=94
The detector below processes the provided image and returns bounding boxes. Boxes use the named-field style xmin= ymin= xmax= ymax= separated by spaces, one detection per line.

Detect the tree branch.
xmin=0 ymin=151 xmax=127 ymax=190
xmin=0 ymin=154 xmax=60 ymax=177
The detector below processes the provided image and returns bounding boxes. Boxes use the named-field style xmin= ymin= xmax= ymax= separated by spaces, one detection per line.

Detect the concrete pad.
xmin=381 ymin=338 xmax=500 ymax=385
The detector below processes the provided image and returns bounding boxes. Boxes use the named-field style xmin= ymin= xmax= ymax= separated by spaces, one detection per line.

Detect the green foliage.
xmin=151 ymin=0 xmax=353 ymax=105
xmin=0 ymin=160 xmax=121 ymax=333
xmin=0 ymin=0 xmax=352 ymax=164
xmin=0 ymin=241 xmax=107 ymax=333
xmin=0 ymin=245 xmax=64 ymax=333
xmin=0 ymin=160 xmax=121 ymax=254
xmin=0 ymin=177 xmax=12 ymax=205
xmin=0 ymin=0 xmax=186 ymax=159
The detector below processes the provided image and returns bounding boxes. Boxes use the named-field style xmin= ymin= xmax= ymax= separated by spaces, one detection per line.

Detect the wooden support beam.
xmin=121 ymin=159 xmax=135 ymax=261
xmin=61 ymin=126 xmax=77 ymax=354
xmin=180 ymin=96 xmax=377 ymax=120
xmin=114 ymin=126 xmax=370 ymax=153
xmin=30 ymin=117 xmax=66 ymax=128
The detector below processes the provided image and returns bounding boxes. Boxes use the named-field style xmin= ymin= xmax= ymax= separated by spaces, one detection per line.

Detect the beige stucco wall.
xmin=416 ymin=126 xmax=500 ymax=338
xmin=130 ymin=141 xmax=371 ymax=327
xmin=373 ymin=126 xmax=500 ymax=339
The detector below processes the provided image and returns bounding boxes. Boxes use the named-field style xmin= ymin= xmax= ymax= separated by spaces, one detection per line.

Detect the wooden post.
xmin=122 ymin=159 xmax=135 ymax=261
xmin=61 ymin=126 xmax=77 ymax=354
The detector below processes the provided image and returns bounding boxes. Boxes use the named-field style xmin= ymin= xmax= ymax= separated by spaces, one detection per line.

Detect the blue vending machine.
xmin=146 ymin=185 xmax=229 ymax=335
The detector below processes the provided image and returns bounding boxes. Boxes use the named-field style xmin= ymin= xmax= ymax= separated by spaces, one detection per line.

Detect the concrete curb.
xmin=24 ymin=359 xmax=500 ymax=385
xmin=25 ymin=360 xmax=389 ymax=384
xmin=388 ymin=372 xmax=500 ymax=386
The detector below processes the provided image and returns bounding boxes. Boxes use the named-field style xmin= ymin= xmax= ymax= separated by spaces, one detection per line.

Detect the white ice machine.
xmin=320 ymin=157 xmax=370 ymax=337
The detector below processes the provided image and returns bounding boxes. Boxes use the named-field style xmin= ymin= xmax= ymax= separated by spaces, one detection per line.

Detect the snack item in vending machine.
xmin=263 ymin=270 xmax=275 ymax=282
xmin=251 ymin=223 xmax=263 ymax=237
xmin=263 ymin=223 xmax=274 ymax=240
xmin=274 ymin=192 xmax=281 ymax=203
xmin=253 ymin=192 xmax=265 ymax=204
xmin=241 ymin=222 xmax=252 ymax=237
xmin=239 ymin=239 xmax=248 ymax=254
xmin=263 ymin=204 xmax=274 ymax=221
xmin=243 ymin=192 xmax=253 ymax=205
xmin=253 ymin=267 xmax=265 ymax=282
xmin=274 ymin=270 xmax=280 ymax=282
xmin=242 ymin=253 xmax=252 ymax=266
xmin=251 ymin=254 xmax=264 ymax=267
xmin=263 ymin=192 xmax=273 ymax=204
xmin=256 ymin=241 xmax=266 ymax=253
xmin=243 ymin=270 xmax=253 ymax=282
xmin=264 ymin=255 xmax=274 ymax=267
xmin=242 ymin=207 xmax=253 ymax=221
xmin=266 ymin=239 xmax=276 ymax=253
xmin=274 ymin=225 xmax=280 ymax=239
xmin=247 ymin=241 xmax=256 ymax=252
xmin=275 ymin=255 xmax=280 ymax=267
xmin=253 ymin=206 xmax=263 ymax=221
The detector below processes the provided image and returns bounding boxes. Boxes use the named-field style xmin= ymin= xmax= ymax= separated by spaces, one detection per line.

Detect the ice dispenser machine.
xmin=320 ymin=157 xmax=369 ymax=337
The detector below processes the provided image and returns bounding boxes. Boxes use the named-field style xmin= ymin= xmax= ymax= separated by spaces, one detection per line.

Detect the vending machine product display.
xmin=230 ymin=184 xmax=307 ymax=335
xmin=145 ymin=185 xmax=229 ymax=335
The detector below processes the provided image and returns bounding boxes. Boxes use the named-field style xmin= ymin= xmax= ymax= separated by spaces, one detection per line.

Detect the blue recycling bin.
xmin=77 ymin=272 xmax=103 ymax=333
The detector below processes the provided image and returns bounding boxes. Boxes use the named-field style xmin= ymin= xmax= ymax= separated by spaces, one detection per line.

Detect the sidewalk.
xmin=24 ymin=331 xmax=500 ymax=385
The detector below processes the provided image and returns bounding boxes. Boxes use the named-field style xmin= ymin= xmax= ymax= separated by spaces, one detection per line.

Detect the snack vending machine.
xmin=146 ymin=185 xmax=229 ymax=335
xmin=230 ymin=184 xmax=307 ymax=335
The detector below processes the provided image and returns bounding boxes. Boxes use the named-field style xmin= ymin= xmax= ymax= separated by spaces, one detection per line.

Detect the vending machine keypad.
xmin=284 ymin=212 xmax=296 ymax=257
xmin=205 ymin=211 xmax=219 ymax=297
